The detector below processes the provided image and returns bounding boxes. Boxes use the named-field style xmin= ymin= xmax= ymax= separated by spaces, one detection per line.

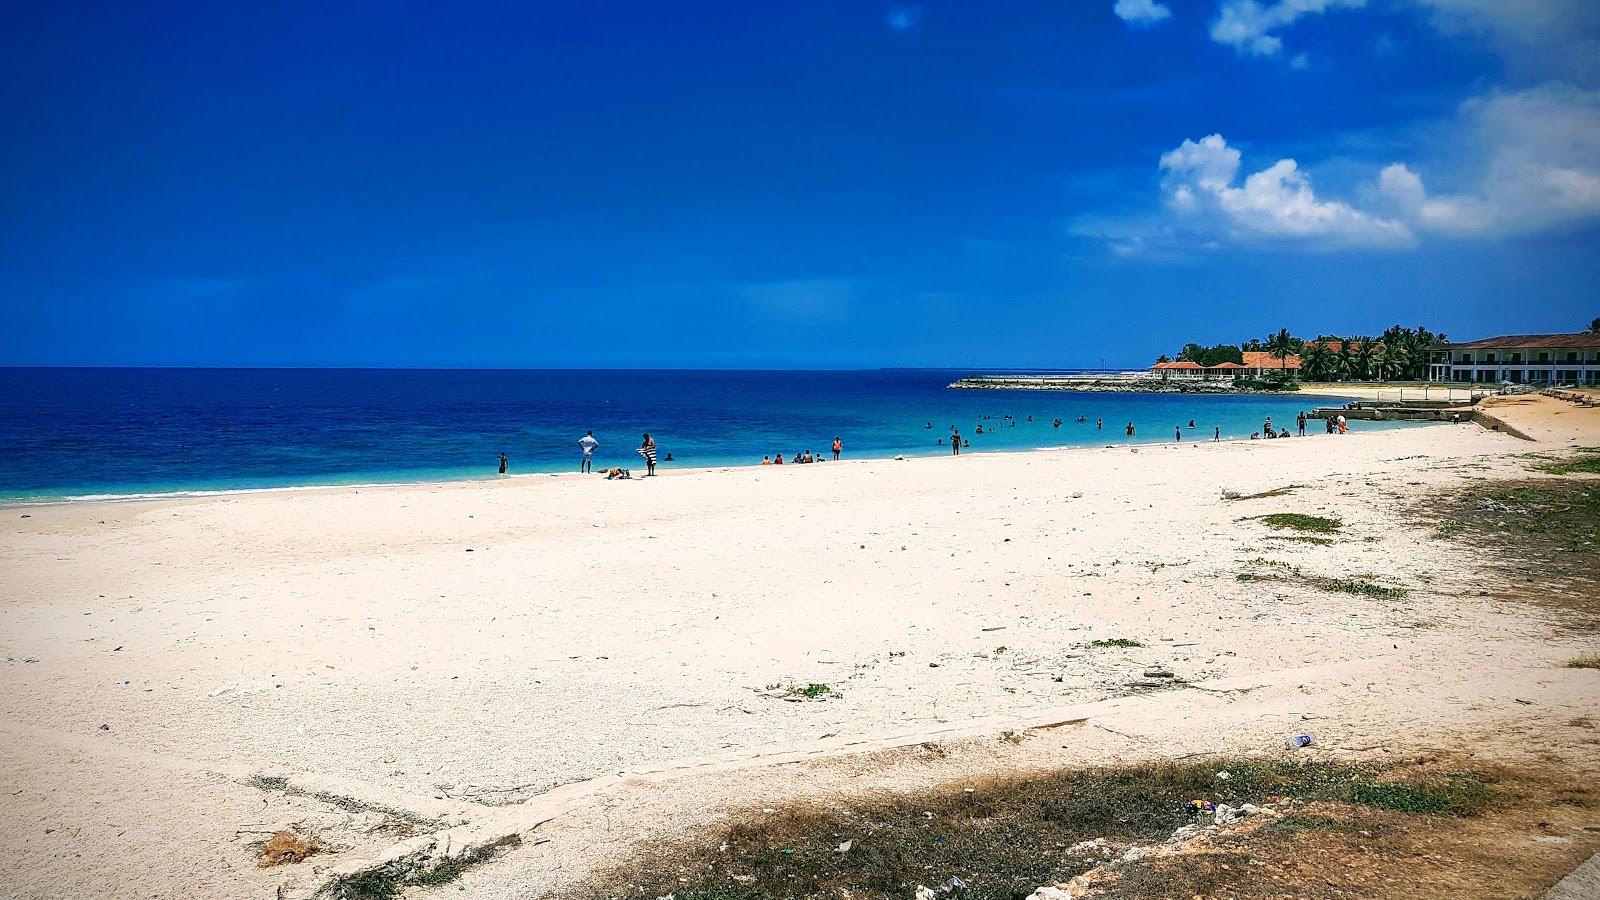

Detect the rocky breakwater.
xmin=950 ymin=375 xmax=1248 ymax=394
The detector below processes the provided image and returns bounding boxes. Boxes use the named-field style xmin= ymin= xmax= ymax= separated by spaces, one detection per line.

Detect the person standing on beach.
xmin=638 ymin=433 xmax=657 ymax=476
xmin=832 ymin=436 xmax=842 ymax=460
xmin=1214 ymin=426 xmax=1220 ymax=442
xmin=498 ymin=452 xmax=508 ymax=475
xmin=578 ymin=430 xmax=599 ymax=473
xmin=1175 ymin=425 xmax=1182 ymax=442
xmin=951 ymin=428 xmax=961 ymax=455
xmin=1296 ymin=412 xmax=1307 ymax=436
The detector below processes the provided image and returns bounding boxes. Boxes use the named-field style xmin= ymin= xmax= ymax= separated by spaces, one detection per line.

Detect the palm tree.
xmin=1335 ymin=341 xmax=1355 ymax=381
xmin=1265 ymin=328 xmax=1295 ymax=372
xmin=1301 ymin=342 xmax=1334 ymax=381
xmin=1380 ymin=344 xmax=1410 ymax=381
xmin=1353 ymin=337 xmax=1378 ymax=381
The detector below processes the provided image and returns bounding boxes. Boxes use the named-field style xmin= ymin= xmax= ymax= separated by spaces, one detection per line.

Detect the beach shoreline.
xmin=0 ymin=391 xmax=1414 ymax=509
xmin=1 ymin=395 xmax=1595 ymax=898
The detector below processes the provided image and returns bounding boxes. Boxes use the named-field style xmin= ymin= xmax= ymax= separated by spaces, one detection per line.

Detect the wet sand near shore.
xmin=1 ymin=396 xmax=1596 ymax=899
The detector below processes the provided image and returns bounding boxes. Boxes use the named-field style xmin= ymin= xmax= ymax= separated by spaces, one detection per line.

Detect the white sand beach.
xmin=1 ymin=397 xmax=1597 ymax=898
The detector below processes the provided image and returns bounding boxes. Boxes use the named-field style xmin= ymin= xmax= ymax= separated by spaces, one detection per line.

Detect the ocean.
xmin=0 ymin=368 xmax=1419 ymax=502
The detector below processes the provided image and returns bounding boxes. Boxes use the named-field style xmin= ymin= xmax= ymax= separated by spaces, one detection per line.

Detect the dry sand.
xmin=1 ymin=397 xmax=1597 ymax=898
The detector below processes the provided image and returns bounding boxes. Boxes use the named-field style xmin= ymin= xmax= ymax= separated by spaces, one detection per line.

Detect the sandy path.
xmin=1 ymin=402 xmax=1597 ymax=898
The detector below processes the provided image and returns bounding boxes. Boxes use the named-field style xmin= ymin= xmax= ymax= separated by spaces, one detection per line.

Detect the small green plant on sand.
xmin=795 ymin=682 xmax=839 ymax=700
xmin=1256 ymin=513 xmax=1342 ymax=534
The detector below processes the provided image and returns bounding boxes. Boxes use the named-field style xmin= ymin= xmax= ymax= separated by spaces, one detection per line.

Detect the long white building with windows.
xmin=1429 ymin=333 xmax=1600 ymax=385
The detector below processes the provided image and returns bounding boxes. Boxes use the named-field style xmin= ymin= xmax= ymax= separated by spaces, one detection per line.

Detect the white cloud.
xmin=1374 ymin=84 xmax=1600 ymax=235
xmin=1158 ymin=134 xmax=1414 ymax=247
xmin=1209 ymin=0 xmax=1366 ymax=58
xmin=1114 ymin=0 xmax=1172 ymax=26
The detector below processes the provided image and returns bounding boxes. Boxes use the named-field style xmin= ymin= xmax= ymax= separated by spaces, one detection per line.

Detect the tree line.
xmin=1156 ymin=325 xmax=1449 ymax=382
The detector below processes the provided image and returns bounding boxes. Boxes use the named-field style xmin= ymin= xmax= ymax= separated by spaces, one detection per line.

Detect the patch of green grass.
xmin=1265 ymin=813 xmax=1376 ymax=834
xmin=1534 ymin=453 xmax=1600 ymax=476
xmin=1349 ymin=773 xmax=1494 ymax=816
xmin=1567 ymin=655 xmax=1600 ymax=670
xmin=1087 ymin=638 xmax=1143 ymax=649
xmin=1256 ymin=513 xmax=1343 ymax=534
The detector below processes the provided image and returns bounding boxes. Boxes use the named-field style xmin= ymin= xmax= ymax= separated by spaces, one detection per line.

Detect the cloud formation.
xmin=1210 ymin=0 xmax=1366 ymax=57
xmin=1158 ymin=134 xmax=1414 ymax=247
xmin=1375 ymin=84 xmax=1600 ymax=235
xmin=1113 ymin=0 xmax=1173 ymax=27
xmin=1414 ymin=0 xmax=1600 ymax=85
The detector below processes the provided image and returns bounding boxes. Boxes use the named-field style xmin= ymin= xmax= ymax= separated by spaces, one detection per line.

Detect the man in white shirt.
xmin=578 ymin=430 xmax=599 ymax=473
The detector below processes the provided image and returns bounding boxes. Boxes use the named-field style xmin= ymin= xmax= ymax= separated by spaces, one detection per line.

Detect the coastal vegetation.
xmin=1157 ymin=324 xmax=1448 ymax=382
xmin=564 ymin=755 xmax=1594 ymax=900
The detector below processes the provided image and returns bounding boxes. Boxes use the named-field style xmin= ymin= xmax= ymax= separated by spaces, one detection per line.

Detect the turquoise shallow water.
xmin=0 ymin=368 xmax=1422 ymax=502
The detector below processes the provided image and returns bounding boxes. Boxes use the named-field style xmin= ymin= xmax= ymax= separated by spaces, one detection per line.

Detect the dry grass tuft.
xmin=257 ymin=830 xmax=320 ymax=868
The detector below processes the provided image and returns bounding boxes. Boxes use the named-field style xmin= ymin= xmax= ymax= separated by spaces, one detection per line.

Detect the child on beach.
xmin=832 ymin=437 xmax=842 ymax=460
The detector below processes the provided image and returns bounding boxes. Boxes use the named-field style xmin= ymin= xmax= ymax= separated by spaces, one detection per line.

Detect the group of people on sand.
xmin=763 ymin=437 xmax=843 ymax=466
xmin=495 ymin=430 xmax=671 ymax=480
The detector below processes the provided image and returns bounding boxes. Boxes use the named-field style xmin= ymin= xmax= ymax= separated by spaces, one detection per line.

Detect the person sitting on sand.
xmin=605 ymin=467 xmax=630 ymax=480
xmin=1251 ymin=432 xmax=1259 ymax=440
xmin=773 ymin=452 xmax=783 ymax=465
xmin=792 ymin=453 xmax=803 ymax=464
xmin=762 ymin=455 xmax=771 ymax=465
xmin=1279 ymin=428 xmax=1290 ymax=438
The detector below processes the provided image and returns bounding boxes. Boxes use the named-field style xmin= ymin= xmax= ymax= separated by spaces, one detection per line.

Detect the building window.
xmin=1537 ymin=352 xmax=1549 ymax=363
xmin=1486 ymin=353 xmax=1496 ymax=363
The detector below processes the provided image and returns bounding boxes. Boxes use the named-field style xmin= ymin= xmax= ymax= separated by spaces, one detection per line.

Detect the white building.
xmin=1429 ymin=333 xmax=1600 ymax=385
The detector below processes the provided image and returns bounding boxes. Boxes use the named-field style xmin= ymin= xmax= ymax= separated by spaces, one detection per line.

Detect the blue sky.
xmin=1 ymin=0 xmax=1596 ymax=368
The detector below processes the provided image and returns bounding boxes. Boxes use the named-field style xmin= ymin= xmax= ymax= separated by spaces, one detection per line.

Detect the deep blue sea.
xmin=0 ymin=368 xmax=1419 ymax=502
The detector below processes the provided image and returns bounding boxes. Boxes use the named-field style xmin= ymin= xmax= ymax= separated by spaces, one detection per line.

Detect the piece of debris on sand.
xmin=257 ymin=830 xmax=321 ymax=868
